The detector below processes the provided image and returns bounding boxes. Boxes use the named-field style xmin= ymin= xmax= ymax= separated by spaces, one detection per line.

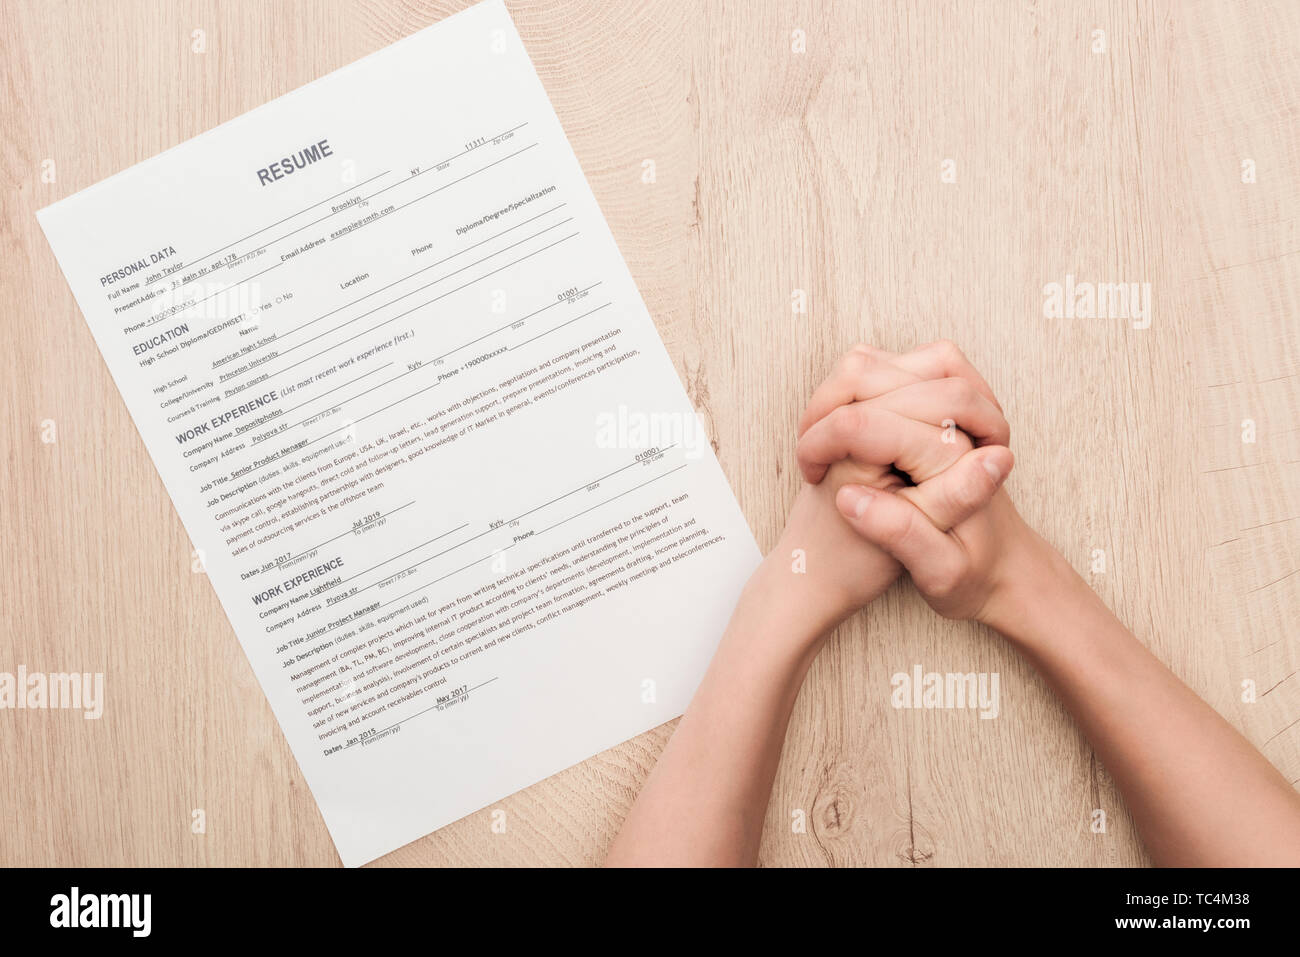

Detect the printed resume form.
xmin=37 ymin=0 xmax=760 ymax=866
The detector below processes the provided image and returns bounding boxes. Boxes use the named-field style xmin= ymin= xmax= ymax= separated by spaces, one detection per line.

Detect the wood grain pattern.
xmin=2 ymin=0 xmax=1297 ymax=867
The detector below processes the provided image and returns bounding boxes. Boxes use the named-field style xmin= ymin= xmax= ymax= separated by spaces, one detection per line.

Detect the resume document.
xmin=38 ymin=0 xmax=760 ymax=865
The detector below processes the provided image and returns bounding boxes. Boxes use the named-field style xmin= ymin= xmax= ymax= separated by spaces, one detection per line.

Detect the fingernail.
xmin=839 ymin=484 xmax=874 ymax=518
xmin=982 ymin=458 xmax=1003 ymax=482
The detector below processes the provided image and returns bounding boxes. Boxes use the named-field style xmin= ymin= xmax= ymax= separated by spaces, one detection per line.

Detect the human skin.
xmin=605 ymin=349 xmax=1011 ymax=867
xmin=826 ymin=344 xmax=1300 ymax=867
xmin=835 ymin=482 xmax=1300 ymax=867
xmin=606 ymin=340 xmax=1300 ymax=867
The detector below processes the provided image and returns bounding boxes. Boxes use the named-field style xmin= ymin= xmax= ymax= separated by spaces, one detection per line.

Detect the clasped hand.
xmin=779 ymin=340 xmax=1030 ymax=632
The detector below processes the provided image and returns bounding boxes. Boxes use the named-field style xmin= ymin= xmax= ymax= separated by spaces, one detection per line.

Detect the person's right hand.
xmin=797 ymin=340 xmax=1040 ymax=624
xmin=781 ymin=341 xmax=1015 ymax=631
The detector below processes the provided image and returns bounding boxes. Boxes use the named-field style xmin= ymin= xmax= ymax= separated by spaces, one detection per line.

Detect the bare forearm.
xmin=988 ymin=537 xmax=1300 ymax=866
xmin=604 ymin=554 xmax=831 ymax=867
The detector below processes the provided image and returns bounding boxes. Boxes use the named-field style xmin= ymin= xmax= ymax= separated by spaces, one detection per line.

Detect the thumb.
xmin=835 ymin=484 xmax=966 ymax=594
xmin=899 ymin=445 xmax=1012 ymax=531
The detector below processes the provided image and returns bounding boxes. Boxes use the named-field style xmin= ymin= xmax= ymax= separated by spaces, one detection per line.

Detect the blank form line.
xmin=271 ymin=362 xmax=395 ymax=415
xmin=340 ymin=144 xmax=539 ymax=239
xmin=253 ymin=143 xmax=538 ymax=259
xmin=238 ymin=219 xmax=574 ymax=371
xmin=333 ymin=524 xmax=490 ymax=592
xmin=370 ymin=460 xmax=689 ymax=613
xmin=334 ymin=446 xmax=679 ymax=600
xmin=173 ymin=140 xmax=539 ymax=303
xmin=328 ymin=522 xmax=472 ymax=588
xmin=274 ymin=368 xmax=414 ymax=432
xmin=235 ymin=274 xmax=590 ymax=476
xmin=252 ymin=289 xmax=601 ymax=444
xmin=246 ymin=376 xmax=446 ymax=472
xmin=274 ymin=501 xmax=417 ymax=568
xmin=363 ymin=123 xmax=529 ymax=205
xmin=429 ymin=282 xmax=603 ymax=362
xmin=256 ymin=286 xmax=605 ymax=447
xmin=509 ymin=445 xmax=678 ymax=525
xmin=508 ymin=303 xmax=610 ymax=350
xmin=225 ymin=232 xmax=579 ymax=400
xmin=534 ymin=465 xmax=689 ymax=536
xmin=146 ymin=262 xmax=288 ymax=329
xmin=144 ymin=171 xmax=391 ymax=287
xmin=344 ymin=678 xmax=501 ymax=749
xmin=425 ymin=123 xmax=528 ymax=168
xmin=246 ymin=203 xmax=568 ymax=351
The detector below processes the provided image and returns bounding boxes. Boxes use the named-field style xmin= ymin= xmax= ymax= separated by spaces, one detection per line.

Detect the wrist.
xmin=729 ymin=548 xmax=840 ymax=662
xmin=976 ymin=523 xmax=1087 ymax=648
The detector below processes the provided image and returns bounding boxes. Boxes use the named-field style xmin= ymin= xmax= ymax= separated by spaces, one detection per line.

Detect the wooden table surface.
xmin=3 ymin=0 xmax=1298 ymax=867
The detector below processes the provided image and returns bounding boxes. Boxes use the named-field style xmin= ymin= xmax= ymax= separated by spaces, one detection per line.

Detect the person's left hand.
xmin=771 ymin=343 xmax=1012 ymax=635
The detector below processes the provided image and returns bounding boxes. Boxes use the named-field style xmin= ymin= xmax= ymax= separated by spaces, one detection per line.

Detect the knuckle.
xmin=928 ymin=553 xmax=970 ymax=598
xmin=949 ymin=377 xmax=979 ymax=406
xmin=933 ymin=337 xmax=963 ymax=360
xmin=839 ymin=351 xmax=868 ymax=375
xmin=938 ymin=377 xmax=977 ymax=417
xmin=853 ymin=350 xmax=881 ymax=373
xmin=940 ymin=418 xmax=973 ymax=453
xmin=955 ymin=425 xmax=975 ymax=452
xmin=950 ymin=470 xmax=988 ymax=512
xmin=926 ymin=568 xmax=961 ymax=600
xmin=830 ymin=404 xmax=863 ymax=441
xmin=887 ymin=507 xmax=926 ymax=552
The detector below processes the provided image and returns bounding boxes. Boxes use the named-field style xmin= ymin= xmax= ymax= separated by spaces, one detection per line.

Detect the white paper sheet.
xmin=37 ymin=0 xmax=760 ymax=866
